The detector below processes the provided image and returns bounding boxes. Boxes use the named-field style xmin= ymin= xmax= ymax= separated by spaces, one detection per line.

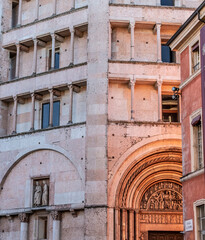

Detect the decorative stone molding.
xmin=140 ymin=213 xmax=183 ymax=224
xmin=18 ymin=213 xmax=29 ymax=223
xmin=51 ymin=211 xmax=61 ymax=221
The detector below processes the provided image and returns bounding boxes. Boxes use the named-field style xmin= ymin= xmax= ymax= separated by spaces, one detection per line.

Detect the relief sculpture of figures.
xmin=42 ymin=180 xmax=49 ymax=206
xmin=34 ymin=181 xmax=42 ymax=206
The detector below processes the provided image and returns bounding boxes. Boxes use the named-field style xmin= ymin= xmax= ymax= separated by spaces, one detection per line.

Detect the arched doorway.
xmin=114 ymin=150 xmax=183 ymax=240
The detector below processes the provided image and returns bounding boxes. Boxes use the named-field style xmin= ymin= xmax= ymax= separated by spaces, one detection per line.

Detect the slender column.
xmin=15 ymin=43 xmax=20 ymax=78
xmin=18 ymin=213 xmax=29 ymax=240
xmin=35 ymin=0 xmax=39 ymax=20
xmin=122 ymin=209 xmax=127 ymax=240
xmin=129 ymin=210 xmax=134 ymax=240
xmin=157 ymin=79 xmax=163 ymax=121
xmin=70 ymin=27 xmax=75 ymax=65
xmin=156 ymin=23 xmax=161 ymax=62
xmin=53 ymin=0 xmax=57 ymax=15
xmin=51 ymin=33 xmax=56 ymax=69
xmin=12 ymin=96 xmax=18 ymax=134
xmin=130 ymin=79 xmax=136 ymax=121
xmin=108 ymin=208 xmax=114 ymax=240
xmin=130 ymin=21 xmax=135 ymax=60
xmin=109 ymin=23 xmax=112 ymax=59
xmin=49 ymin=89 xmax=53 ymax=127
xmin=178 ymin=94 xmax=181 ymax=122
xmin=30 ymin=93 xmax=35 ymax=131
xmin=71 ymin=0 xmax=75 ymax=9
xmin=115 ymin=208 xmax=120 ymax=240
xmin=51 ymin=211 xmax=61 ymax=240
xmin=17 ymin=0 xmax=23 ymax=26
xmin=135 ymin=211 xmax=139 ymax=240
xmin=68 ymin=85 xmax=73 ymax=123
xmin=33 ymin=39 xmax=38 ymax=74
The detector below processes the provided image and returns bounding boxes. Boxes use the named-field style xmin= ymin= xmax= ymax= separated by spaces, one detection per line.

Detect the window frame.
xmin=190 ymin=108 xmax=204 ymax=172
xmin=48 ymin=47 xmax=60 ymax=70
xmin=162 ymin=93 xmax=179 ymax=123
xmin=189 ymin=35 xmax=201 ymax=77
xmin=34 ymin=214 xmax=49 ymax=240
xmin=160 ymin=0 xmax=175 ymax=6
xmin=194 ymin=200 xmax=205 ymax=240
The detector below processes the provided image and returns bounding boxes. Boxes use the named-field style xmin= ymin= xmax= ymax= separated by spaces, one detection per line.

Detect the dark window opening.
xmin=12 ymin=2 xmax=18 ymax=28
xmin=48 ymin=47 xmax=60 ymax=70
xmin=42 ymin=101 xmax=60 ymax=129
xmin=192 ymin=42 xmax=200 ymax=73
xmin=161 ymin=45 xmax=176 ymax=63
xmin=162 ymin=95 xmax=179 ymax=122
xmin=161 ymin=0 xmax=174 ymax=6
xmin=10 ymin=52 xmax=16 ymax=80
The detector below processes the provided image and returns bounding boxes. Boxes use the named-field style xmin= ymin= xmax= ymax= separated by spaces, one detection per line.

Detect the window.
xmin=48 ymin=47 xmax=60 ymax=70
xmin=42 ymin=101 xmax=60 ymax=129
xmin=12 ymin=2 xmax=18 ymax=28
xmin=162 ymin=95 xmax=179 ymax=122
xmin=197 ymin=205 xmax=205 ymax=240
xmin=9 ymin=52 xmax=16 ymax=80
xmin=191 ymin=114 xmax=203 ymax=170
xmin=161 ymin=45 xmax=176 ymax=63
xmin=161 ymin=0 xmax=174 ymax=6
xmin=192 ymin=41 xmax=200 ymax=73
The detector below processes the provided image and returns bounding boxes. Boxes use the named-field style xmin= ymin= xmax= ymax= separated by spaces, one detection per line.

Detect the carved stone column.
xmin=49 ymin=89 xmax=53 ymax=127
xmin=18 ymin=213 xmax=29 ymax=240
xmin=53 ymin=0 xmax=57 ymax=15
xmin=122 ymin=209 xmax=127 ymax=240
xmin=115 ymin=208 xmax=120 ymax=240
xmin=35 ymin=0 xmax=39 ymax=20
xmin=130 ymin=79 xmax=136 ymax=121
xmin=15 ymin=43 xmax=20 ymax=78
xmin=70 ymin=27 xmax=75 ymax=65
xmin=156 ymin=23 xmax=161 ymax=62
xmin=130 ymin=21 xmax=135 ymax=60
xmin=12 ymin=96 xmax=18 ymax=134
xmin=68 ymin=85 xmax=73 ymax=123
xmin=32 ymin=39 xmax=38 ymax=74
xmin=156 ymin=78 xmax=163 ymax=121
xmin=18 ymin=0 xmax=23 ymax=26
xmin=30 ymin=93 xmax=35 ymax=131
xmin=51 ymin=211 xmax=61 ymax=240
xmin=129 ymin=210 xmax=134 ymax=240
xmin=51 ymin=33 xmax=56 ymax=69
xmin=71 ymin=0 xmax=75 ymax=9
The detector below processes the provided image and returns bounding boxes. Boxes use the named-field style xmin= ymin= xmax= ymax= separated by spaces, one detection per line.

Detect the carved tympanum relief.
xmin=33 ymin=179 xmax=49 ymax=207
xmin=140 ymin=181 xmax=182 ymax=211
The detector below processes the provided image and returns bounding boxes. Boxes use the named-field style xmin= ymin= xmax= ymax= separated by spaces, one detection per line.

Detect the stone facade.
xmin=0 ymin=0 xmax=203 ymax=240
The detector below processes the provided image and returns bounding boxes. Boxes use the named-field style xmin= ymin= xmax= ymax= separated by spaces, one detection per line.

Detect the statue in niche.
xmin=42 ymin=180 xmax=49 ymax=206
xmin=34 ymin=181 xmax=42 ymax=206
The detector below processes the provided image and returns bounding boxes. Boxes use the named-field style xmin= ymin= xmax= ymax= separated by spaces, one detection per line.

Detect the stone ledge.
xmin=108 ymin=59 xmax=180 ymax=66
xmin=108 ymin=120 xmax=181 ymax=126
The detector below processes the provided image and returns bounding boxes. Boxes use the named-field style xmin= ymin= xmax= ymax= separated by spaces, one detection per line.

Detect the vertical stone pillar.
xmin=51 ymin=211 xmax=61 ymax=240
xmin=51 ymin=33 xmax=56 ymax=69
xmin=109 ymin=23 xmax=112 ymax=59
xmin=179 ymin=94 xmax=181 ymax=122
xmin=18 ymin=0 xmax=23 ymax=26
xmin=157 ymin=79 xmax=163 ymax=121
xmin=122 ymin=209 xmax=127 ymax=240
xmin=129 ymin=210 xmax=134 ymax=240
xmin=15 ymin=43 xmax=20 ymax=78
xmin=135 ymin=211 xmax=139 ymax=240
xmin=49 ymin=89 xmax=53 ymax=127
xmin=115 ymin=208 xmax=120 ymax=240
xmin=70 ymin=27 xmax=75 ymax=65
xmin=71 ymin=0 xmax=75 ymax=9
xmin=156 ymin=23 xmax=161 ymax=62
xmin=18 ymin=213 xmax=29 ymax=240
xmin=130 ymin=21 xmax=135 ymax=60
xmin=33 ymin=39 xmax=38 ymax=74
xmin=35 ymin=0 xmax=39 ymax=20
xmin=130 ymin=79 xmax=136 ymax=121
xmin=53 ymin=0 xmax=57 ymax=15
xmin=68 ymin=85 xmax=73 ymax=123
xmin=108 ymin=208 xmax=114 ymax=240
xmin=30 ymin=93 xmax=35 ymax=131
xmin=12 ymin=96 xmax=18 ymax=134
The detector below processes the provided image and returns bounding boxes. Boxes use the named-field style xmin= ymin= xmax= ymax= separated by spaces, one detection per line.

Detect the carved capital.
xmin=51 ymin=211 xmax=61 ymax=221
xmin=18 ymin=213 xmax=29 ymax=223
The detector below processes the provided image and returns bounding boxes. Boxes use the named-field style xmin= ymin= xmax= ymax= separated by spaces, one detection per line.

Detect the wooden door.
xmin=149 ymin=231 xmax=183 ymax=240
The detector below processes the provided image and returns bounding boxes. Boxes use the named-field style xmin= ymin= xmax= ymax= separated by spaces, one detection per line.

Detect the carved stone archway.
xmin=114 ymin=150 xmax=183 ymax=240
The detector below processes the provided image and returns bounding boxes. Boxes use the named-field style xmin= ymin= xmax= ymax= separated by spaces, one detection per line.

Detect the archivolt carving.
xmin=120 ymin=153 xmax=181 ymax=207
xmin=140 ymin=181 xmax=182 ymax=211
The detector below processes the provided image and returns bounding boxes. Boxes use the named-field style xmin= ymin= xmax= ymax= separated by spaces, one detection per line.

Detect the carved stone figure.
xmin=42 ymin=181 xmax=49 ymax=206
xmin=34 ymin=181 xmax=42 ymax=206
